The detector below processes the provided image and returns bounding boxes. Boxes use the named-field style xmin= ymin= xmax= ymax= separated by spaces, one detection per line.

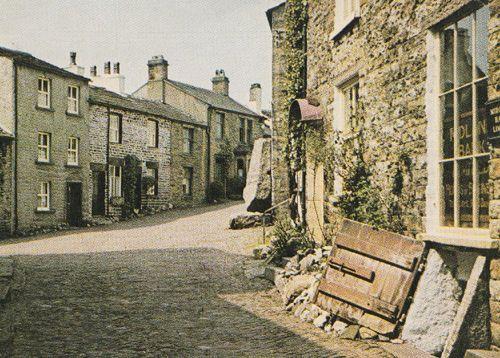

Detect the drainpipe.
xmin=205 ymin=108 xmax=212 ymax=201
xmin=12 ymin=64 xmax=18 ymax=233
xmin=106 ymin=106 xmax=111 ymax=216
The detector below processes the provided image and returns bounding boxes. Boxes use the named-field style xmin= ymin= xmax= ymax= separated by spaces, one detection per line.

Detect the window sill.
xmin=35 ymin=105 xmax=55 ymax=113
xmin=417 ymin=232 xmax=499 ymax=250
xmin=183 ymin=195 xmax=193 ymax=200
xmin=35 ymin=209 xmax=55 ymax=214
xmin=65 ymin=164 xmax=81 ymax=168
xmin=66 ymin=111 xmax=82 ymax=118
xmin=35 ymin=160 xmax=53 ymax=166
xmin=330 ymin=15 xmax=360 ymax=41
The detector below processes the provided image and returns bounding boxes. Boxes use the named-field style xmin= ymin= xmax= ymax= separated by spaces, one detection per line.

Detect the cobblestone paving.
xmin=0 ymin=203 xmax=394 ymax=357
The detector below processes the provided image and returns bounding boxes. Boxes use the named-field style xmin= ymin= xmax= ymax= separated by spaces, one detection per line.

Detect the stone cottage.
xmin=133 ymin=56 xmax=267 ymax=194
xmin=268 ymin=0 xmax=499 ymax=355
xmin=88 ymin=86 xmax=207 ymax=218
xmin=0 ymin=47 xmax=91 ymax=235
xmin=0 ymin=128 xmax=13 ymax=235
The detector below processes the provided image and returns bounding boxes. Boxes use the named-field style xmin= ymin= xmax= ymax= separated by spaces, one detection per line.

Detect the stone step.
xmin=465 ymin=350 xmax=500 ymax=358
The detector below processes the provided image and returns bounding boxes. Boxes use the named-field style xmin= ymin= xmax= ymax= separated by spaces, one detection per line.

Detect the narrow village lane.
xmin=0 ymin=203 xmax=393 ymax=357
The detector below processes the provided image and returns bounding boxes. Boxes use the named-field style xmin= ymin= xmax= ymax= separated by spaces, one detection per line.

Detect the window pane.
xmin=441 ymin=93 xmax=454 ymax=159
xmin=441 ymin=161 xmax=454 ymax=226
xmin=457 ymin=85 xmax=472 ymax=157
xmin=477 ymin=156 xmax=489 ymax=228
xmin=475 ymin=7 xmax=489 ymax=79
xmin=457 ymin=15 xmax=473 ymax=86
xmin=440 ymin=26 xmax=454 ymax=92
xmin=458 ymin=159 xmax=473 ymax=227
xmin=476 ymin=80 xmax=489 ymax=154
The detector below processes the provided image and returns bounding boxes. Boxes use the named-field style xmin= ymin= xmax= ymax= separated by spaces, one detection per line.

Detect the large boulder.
xmin=243 ymin=138 xmax=272 ymax=213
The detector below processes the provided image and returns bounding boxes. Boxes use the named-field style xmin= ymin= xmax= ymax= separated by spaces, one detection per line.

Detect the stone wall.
xmin=268 ymin=3 xmax=290 ymax=209
xmin=0 ymin=57 xmax=14 ymax=135
xmin=89 ymin=102 xmax=206 ymax=218
xmin=0 ymin=140 xmax=12 ymax=235
xmin=15 ymin=65 xmax=91 ymax=231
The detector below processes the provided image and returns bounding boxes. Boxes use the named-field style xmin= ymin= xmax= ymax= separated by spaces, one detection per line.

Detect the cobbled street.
xmin=0 ymin=202 xmax=393 ymax=357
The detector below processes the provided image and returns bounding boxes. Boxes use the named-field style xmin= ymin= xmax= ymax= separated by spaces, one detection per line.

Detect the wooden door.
xmin=314 ymin=219 xmax=426 ymax=334
xmin=92 ymin=171 xmax=105 ymax=216
xmin=67 ymin=182 xmax=83 ymax=227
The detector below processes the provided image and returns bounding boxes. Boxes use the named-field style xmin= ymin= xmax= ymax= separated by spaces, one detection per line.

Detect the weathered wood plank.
xmin=318 ymin=281 xmax=399 ymax=319
xmin=328 ymin=257 xmax=375 ymax=282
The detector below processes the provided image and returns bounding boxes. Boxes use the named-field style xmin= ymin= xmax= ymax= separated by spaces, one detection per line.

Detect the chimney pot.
xmin=70 ymin=52 xmax=77 ymax=65
xmin=249 ymin=83 xmax=262 ymax=114
xmin=148 ymin=55 xmax=169 ymax=81
xmin=104 ymin=61 xmax=111 ymax=75
xmin=212 ymin=69 xmax=229 ymax=96
xmin=113 ymin=62 xmax=120 ymax=74
xmin=90 ymin=66 xmax=97 ymax=77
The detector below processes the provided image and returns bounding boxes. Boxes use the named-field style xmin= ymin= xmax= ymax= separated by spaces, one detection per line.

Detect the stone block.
xmin=402 ymin=249 xmax=463 ymax=355
xmin=442 ymin=256 xmax=490 ymax=358
xmin=465 ymin=350 xmax=500 ymax=358
xmin=491 ymin=280 xmax=500 ymax=302
xmin=340 ymin=325 xmax=360 ymax=340
xmin=243 ymin=138 xmax=272 ymax=213
xmin=491 ymin=260 xmax=500 ymax=281
xmin=264 ymin=266 xmax=283 ymax=284
xmin=492 ymin=322 xmax=500 ymax=348
xmin=491 ymin=300 xmax=500 ymax=325
xmin=359 ymin=327 xmax=378 ymax=340
xmin=281 ymin=274 xmax=315 ymax=305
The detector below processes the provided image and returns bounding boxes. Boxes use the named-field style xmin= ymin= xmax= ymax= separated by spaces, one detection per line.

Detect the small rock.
xmin=340 ymin=324 xmax=360 ymax=340
xmin=313 ymin=313 xmax=330 ymax=329
xmin=324 ymin=324 xmax=332 ymax=333
xmin=299 ymin=309 xmax=311 ymax=322
xmin=332 ymin=320 xmax=348 ymax=334
xmin=294 ymin=303 xmax=307 ymax=318
xmin=378 ymin=335 xmax=390 ymax=342
xmin=390 ymin=338 xmax=404 ymax=344
xmin=359 ymin=327 xmax=378 ymax=340
xmin=281 ymin=274 xmax=315 ymax=305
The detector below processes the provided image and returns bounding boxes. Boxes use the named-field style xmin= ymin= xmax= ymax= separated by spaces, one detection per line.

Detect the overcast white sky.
xmin=0 ymin=0 xmax=283 ymax=108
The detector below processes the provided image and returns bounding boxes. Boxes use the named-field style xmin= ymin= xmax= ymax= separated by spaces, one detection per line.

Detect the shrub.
xmin=207 ymin=181 xmax=225 ymax=202
xmin=122 ymin=155 xmax=141 ymax=218
xmin=267 ymin=218 xmax=315 ymax=263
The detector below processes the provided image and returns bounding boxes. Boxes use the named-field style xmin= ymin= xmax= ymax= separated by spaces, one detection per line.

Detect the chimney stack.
xmin=212 ymin=69 xmax=229 ymax=96
xmin=113 ymin=62 xmax=120 ymax=74
xmin=148 ymin=55 xmax=169 ymax=81
xmin=104 ymin=61 xmax=111 ymax=75
xmin=249 ymin=83 xmax=262 ymax=114
xmin=90 ymin=65 xmax=97 ymax=77
xmin=63 ymin=51 xmax=85 ymax=76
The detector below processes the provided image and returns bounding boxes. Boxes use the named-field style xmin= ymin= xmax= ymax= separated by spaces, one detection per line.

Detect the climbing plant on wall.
xmin=280 ymin=0 xmax=308 ymax=221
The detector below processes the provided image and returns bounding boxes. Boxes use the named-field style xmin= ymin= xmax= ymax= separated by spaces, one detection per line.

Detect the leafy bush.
xmin=122 ymin=155 xmax=141 ymax=218
xmin=207 ymin=181 xmax=225 ymax=202
xmin=227 ymin=176 xmax=245 ymax=198
xmin=267 ymin=218 xmax=315 ymax=263
xmin=142 ymin=176 xmax=156 ymax=195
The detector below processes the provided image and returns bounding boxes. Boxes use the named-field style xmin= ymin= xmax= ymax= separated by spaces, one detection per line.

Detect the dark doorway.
xmin=67 ymin=182 xmax=83 ymax=227
xmin=92 ymin=171 xmax=105 ymax=216
xmin=134 ymin=168 xmax=142 ymax=211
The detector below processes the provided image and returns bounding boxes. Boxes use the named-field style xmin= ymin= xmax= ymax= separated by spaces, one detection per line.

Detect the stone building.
xmin=269 ymin=0 xmax=499 ymax=354
xmin=88 ymin=86 xmax=207 ymax=218
xmin=133 ymin=56 xmax=266 ymax=193
xmin=0 ymin=129 xmax=13 ymax=235
xmin=0 ymin=47 xmax=91 ymax=235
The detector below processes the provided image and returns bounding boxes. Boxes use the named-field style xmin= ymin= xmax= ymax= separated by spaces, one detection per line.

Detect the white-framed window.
xmin=334 ymin=0 xmax=360 ymax=37
xmin=37 ymin=78 xmax=51 ymax=108
xmin=67 ymin=137 xmax=79 ymax=166
xmin=37 ymin=182 xmax=50 ymax=211
xmin=109 ymin=165 xmax=122 ymax=197
xmin=183 ymin=167 xmax=193 ymax=196
xmin=183 ymin=127 xmax=194 ymax=154
xmin=146 ymin=167 xmax=158 ymax=196
xmin=147 ymin=119 xmax=158 ymax=147
xmin=67 ymin=86 xmax=79 ymax=114
xmin=109 ymin=113 xmax=121 ymax=144
xmin=37 ymin=132 xmax=50 ymax=162
xmin=426 ymin=6 xmax=490 ymax=236
xmin=215 ymin=112 xmax=225 ymax=140
xmin=333 ymin=76 xmax=360 ymax=135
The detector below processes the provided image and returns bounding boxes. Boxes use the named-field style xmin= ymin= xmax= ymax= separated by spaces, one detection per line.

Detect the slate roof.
xmin=167 ymin=80 xmax=262 ymax=118
xmin=0 ymin=46 xmax=89 ymax=82
xmin=89 ymin=86 xmax=205 ymax=127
